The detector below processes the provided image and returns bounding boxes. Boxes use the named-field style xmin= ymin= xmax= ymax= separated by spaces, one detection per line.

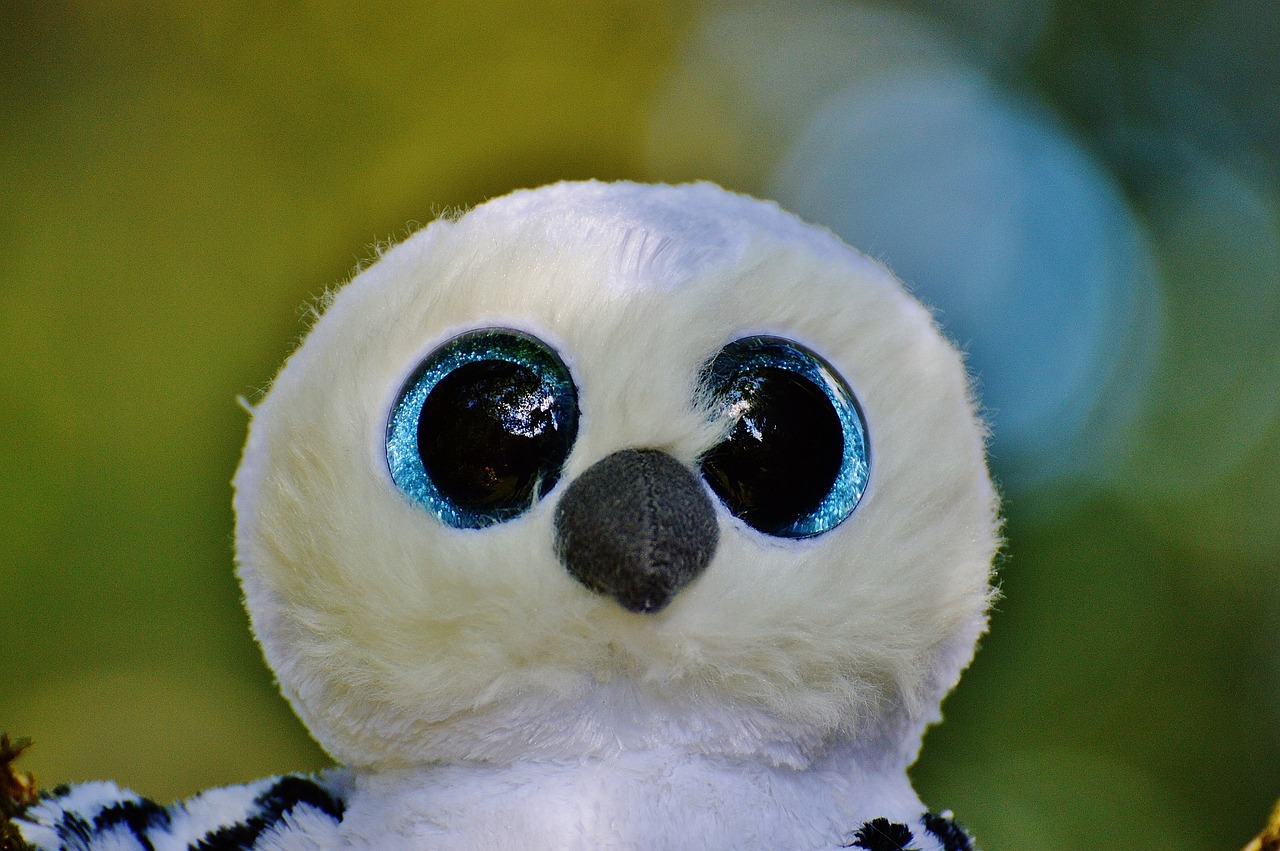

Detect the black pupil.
xmin=418 ymin=359 xmax=568 ymax=514
xmin=701 ymin=366 xmax=844 ymax=534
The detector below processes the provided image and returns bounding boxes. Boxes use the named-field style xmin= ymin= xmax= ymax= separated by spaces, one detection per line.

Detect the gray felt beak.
xmin=553 ymin=448 xmax=719 ymax=614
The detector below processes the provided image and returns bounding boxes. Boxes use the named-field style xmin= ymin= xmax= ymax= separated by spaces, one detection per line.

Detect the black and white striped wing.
xmin=14 ymin=772 xmax=348 ymax=851
xmin=843 ymin=811 xmax=976 ymax=851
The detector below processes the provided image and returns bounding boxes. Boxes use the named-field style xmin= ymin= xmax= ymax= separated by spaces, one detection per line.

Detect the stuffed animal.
xmin=10 ymin=181 xmax=999 ymax=850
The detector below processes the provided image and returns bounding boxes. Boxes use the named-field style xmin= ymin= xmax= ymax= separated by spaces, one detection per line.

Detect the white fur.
xmin=333 ymin=747 xmax=923 ymax=849
xmin=232 ymin=181 xmax=999 ymax=845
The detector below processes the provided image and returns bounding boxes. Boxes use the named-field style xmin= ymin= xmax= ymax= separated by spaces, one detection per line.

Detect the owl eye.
xmin=386 ymin=329 xmax=579 ymax=529
xmin=698 ymin=336 xmax=869 ymax=538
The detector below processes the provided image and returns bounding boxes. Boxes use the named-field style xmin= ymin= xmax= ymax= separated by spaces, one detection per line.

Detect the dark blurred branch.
xmin=0 ymin=734 xmax=37 ymax=851
xmin=1243 ymin=799 xmax=1280 ymax=851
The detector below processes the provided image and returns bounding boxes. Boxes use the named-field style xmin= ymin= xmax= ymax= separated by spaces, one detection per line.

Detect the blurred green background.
xmin=2 ymin=2 xmax=1277 ymax=849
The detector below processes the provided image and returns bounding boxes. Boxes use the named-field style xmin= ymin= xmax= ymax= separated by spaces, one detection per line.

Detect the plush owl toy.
xmin=12 ymin=181 xmax=999 ymax=850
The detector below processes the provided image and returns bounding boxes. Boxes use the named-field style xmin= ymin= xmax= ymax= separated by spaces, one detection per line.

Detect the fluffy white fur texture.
xmin=233 ymin=182 xmax=999 ymax=828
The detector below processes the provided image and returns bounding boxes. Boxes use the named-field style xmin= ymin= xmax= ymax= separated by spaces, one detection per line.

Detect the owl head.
xmin=233 ymin=181 xmax=998 ymax=774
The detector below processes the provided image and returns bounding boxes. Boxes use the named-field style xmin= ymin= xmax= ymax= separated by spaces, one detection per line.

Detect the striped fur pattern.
xmin=844 ymin=812 xmax=975 ymax=851
xmin=13 ymin=773 xmax=348 ymax=851
xmin=13 ymin=778 xmax=973 ymax=850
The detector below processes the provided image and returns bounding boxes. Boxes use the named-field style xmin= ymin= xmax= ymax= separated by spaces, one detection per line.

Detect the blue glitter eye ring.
xmin=697 ymin=336 xmax=869 ymax=538
xmin=386 ymin=329 xmax=579 ymax=529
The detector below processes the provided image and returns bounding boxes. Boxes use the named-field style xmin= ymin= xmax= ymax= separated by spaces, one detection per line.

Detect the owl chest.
xmin=334 ymin=756 xmax=880 ymax=850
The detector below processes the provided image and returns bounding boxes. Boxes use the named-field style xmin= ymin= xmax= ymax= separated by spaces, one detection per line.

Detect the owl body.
xmin=13 ymin=181 xmax=997 ymax=850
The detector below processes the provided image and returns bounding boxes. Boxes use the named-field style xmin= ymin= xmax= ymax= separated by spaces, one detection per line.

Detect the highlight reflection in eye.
xmin=698 ymin=336 xmax=869 ymax=538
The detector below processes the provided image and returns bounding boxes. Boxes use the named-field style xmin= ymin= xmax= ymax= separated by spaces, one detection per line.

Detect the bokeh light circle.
xmin=770 ymin=68 xmax=1160 ymax=494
